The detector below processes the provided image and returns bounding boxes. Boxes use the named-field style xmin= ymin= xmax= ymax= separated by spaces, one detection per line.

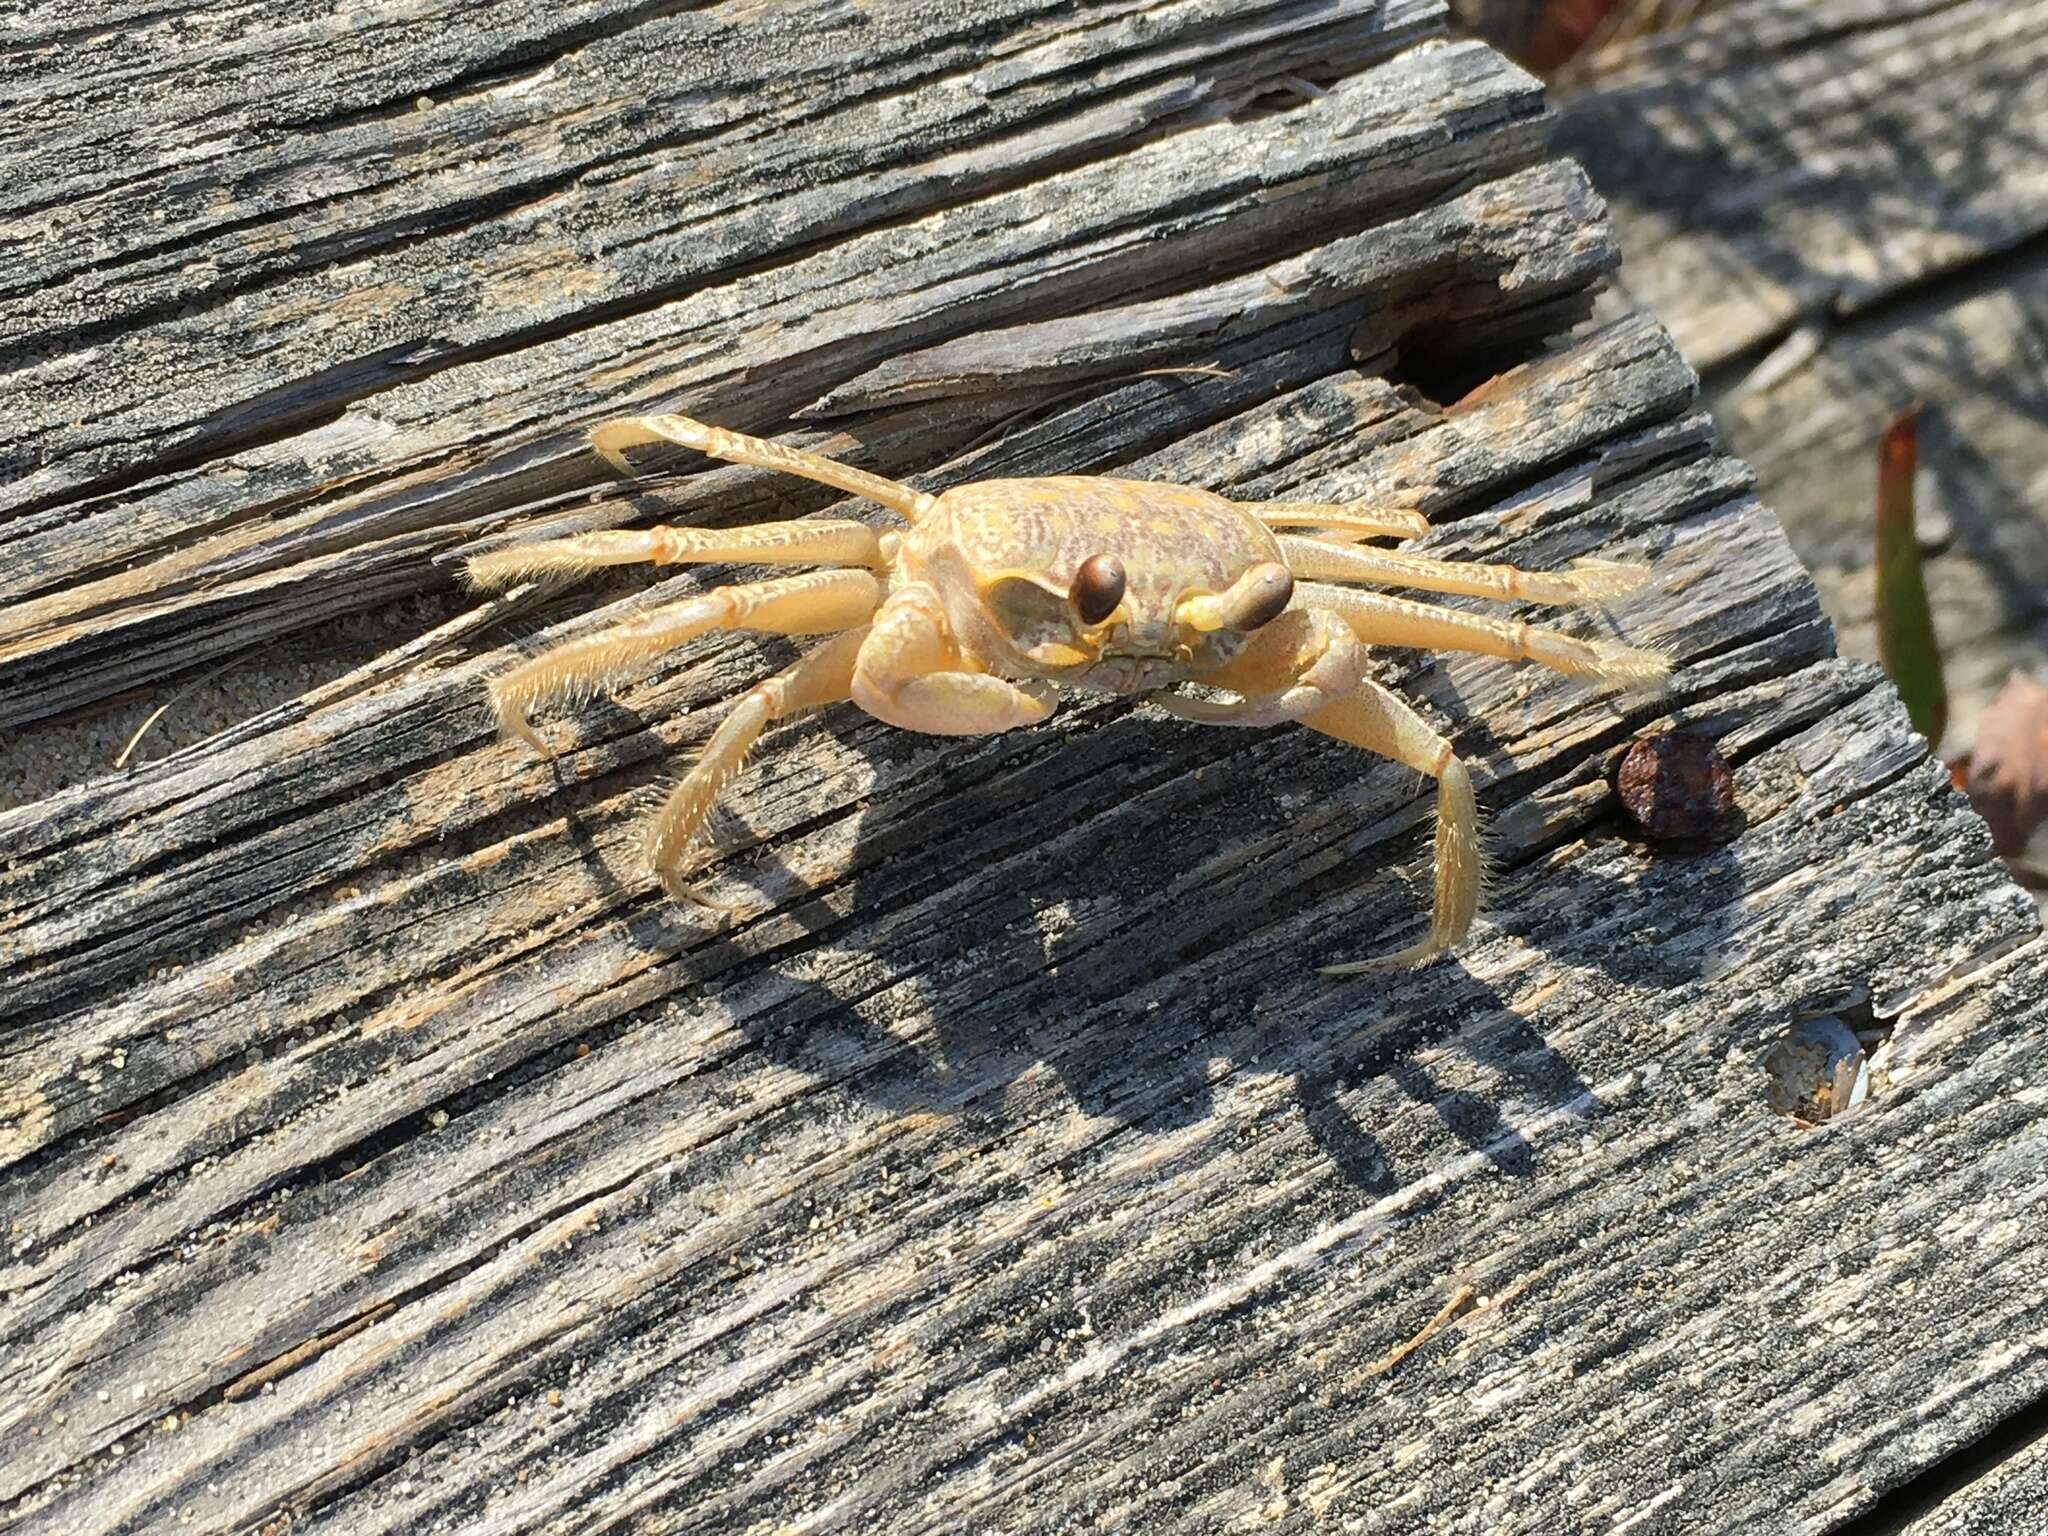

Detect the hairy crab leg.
xmin=851 ymin=584 xmax=1057 ymax=736
xmin=466 ymin=520 xmax=888 ymax=590
xmin=1299 ymin=581 xmax=1669 ymax=687
xmin=487 ymin=569 xmax=882 ymax=752
xmin=645 ymin=627 xmax=868 ymax=900
xmin=1243 ymin=501 xmax=1431 ymax=542
xmin=1300 ymin=680 xmax=1483 ymax=973
xmin=590 ymin=414 xmax=937 ymax=523
xmin=1281 ymin=535 xmax=1653 ymax=606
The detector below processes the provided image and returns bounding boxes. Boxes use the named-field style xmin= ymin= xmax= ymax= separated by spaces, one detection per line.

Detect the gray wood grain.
xmin=3 ymin=3 xmax=1518 ymax=731
xmin=1547 ymin=0 xmax=2048 ymax=752
xmin=3 ymin=5 xmax=2044 ymax=1535
xmin=1556 ymin=0 xmax=2048 ymax=372
xmin=1514 ymin=13 xmax=2048 ymax=1520
xmin=3 ymin=0 xmax=1436 ymax=500
xmin=1717 ymin=261 xmax=2048 ymax=753
xmin=1896 ymin=1429 xmax=2048 ymax=1536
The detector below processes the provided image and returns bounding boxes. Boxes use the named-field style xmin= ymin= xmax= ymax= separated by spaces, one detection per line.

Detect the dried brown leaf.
xmin=1965 ymin=672 xmax=2048 ymax=857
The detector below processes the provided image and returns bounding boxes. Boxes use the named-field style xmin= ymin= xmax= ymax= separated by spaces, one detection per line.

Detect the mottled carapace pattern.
xmin=914 ymin=477 xmax=1286 ymax=690
xmin=928 ymin=477 xmax=1285 ymax=600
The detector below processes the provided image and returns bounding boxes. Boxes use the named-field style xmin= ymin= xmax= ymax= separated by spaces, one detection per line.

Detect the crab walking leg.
xmin=1281 ymin=535 xmax=1652 ymax=606
xmin=852 ymin=584 xmax=1057 ymax=735
xmin=1152 ymin=609 xmax=1365 ymax=726
xmin=1300 ymin=582 xmax=1669 ymax=687
xmin=488 ymin=569 xmax=882 ymax=751
xmin=588 ymin=413 xmax=938 ymax=522
xmin=1302 ymin=681 xmax=1482 ymax=973
xmin=466 ymin=519 xmax=887 ymax=590
xmin=1244 ymin=501 xmax=1431 ymax=542
xmin=646 ymin=628 xmax=867 ymax=898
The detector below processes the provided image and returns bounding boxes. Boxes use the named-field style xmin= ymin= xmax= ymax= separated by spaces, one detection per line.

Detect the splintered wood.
xmin=1365 ymin=1285 xmax=1476 ymax=1377
xmin=3 ymin=4 xmax=2044 ymax=1535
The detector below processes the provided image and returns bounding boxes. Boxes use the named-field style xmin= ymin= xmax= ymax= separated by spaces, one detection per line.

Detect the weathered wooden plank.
xmin=5 ymin=0 xmax=1434 ymax=512
xmin=5 ymin=315 xmax=2042 ymax=1530
xmin=1716 ymin=261 xmax=2048 ymax=751
xmin=1541 ymin=0 xmax=2048 ymax=753
xmin=2 ymin=18 xmax=1552 ymax=732
xmin=4 ymin=0 xmax=1438 ymax=502
xmin=806 ymin=157 xmax=1617 ymax=414
xmin=5 ymin=5 xmax=2046 ymax=1534
xmin=1897 ymin=1428 xmax=2048 ymax=1536
xmin=1482 ymin=9 xmax=2048 ymax=1524
xmin=1554 ymin=0 xmax=2048 ymax=371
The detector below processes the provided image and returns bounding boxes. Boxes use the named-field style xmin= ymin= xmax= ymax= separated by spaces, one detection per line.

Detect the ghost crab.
xmin=468 ymin=414 xmax=1666 ymax=971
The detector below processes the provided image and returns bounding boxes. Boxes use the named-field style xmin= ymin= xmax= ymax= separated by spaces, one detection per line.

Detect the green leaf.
xmin=1874 ymin=406 xmax=1948 ymax=750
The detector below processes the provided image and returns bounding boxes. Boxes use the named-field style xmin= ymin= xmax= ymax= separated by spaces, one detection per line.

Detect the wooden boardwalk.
xmin=1552 ymin=0 xmax=2048 ymax=755
xmin=4 ymin=3 xmax=2044 ymax=1532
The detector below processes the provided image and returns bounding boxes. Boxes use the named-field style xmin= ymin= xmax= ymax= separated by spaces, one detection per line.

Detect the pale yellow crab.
xmin=468 ymin=415 xmax=1666 ymax=971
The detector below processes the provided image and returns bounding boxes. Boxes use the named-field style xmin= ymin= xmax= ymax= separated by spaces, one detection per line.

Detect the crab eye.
xmin=1069 ymin=553 xmax=1127 ymax=625
xmin=1234 ymin=564 xmax=1294 ymax=631
xmin=1175 ymin=562 xmax=1295 ymax=634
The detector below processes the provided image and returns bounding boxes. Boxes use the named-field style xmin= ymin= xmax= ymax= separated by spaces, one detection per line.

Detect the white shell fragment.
xmin=1764 ymin=1013 xmax=1892 ymax=1126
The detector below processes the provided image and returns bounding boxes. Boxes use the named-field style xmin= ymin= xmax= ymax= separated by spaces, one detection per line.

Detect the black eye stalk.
xmin=1069 ymin=552 xmax=1128 ymax=625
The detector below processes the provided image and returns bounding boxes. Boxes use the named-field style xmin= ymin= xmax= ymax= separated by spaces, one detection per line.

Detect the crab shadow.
xmin=581 ymin=650 xmax=1748 ymax=1196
